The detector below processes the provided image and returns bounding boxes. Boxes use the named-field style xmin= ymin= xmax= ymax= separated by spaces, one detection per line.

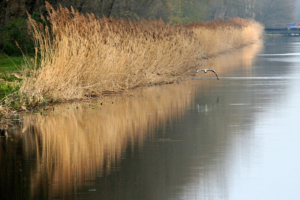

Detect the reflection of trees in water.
xmin=0 ymin=41 xmax=263 ymax=200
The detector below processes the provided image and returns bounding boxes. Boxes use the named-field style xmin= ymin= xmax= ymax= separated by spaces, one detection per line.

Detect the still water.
xmin=1 ymin=37 xmax=300 ymax=200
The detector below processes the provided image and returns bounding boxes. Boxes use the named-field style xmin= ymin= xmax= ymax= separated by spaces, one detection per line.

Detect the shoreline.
xmin=0 ymin=4 xmax=264 ymax=118
xmin=0 ymin=39 xmax=263 ymax=119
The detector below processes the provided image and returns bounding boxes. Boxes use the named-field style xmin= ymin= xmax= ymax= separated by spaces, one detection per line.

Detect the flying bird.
xmin=194 ymin=69 xmax=219 ymax=80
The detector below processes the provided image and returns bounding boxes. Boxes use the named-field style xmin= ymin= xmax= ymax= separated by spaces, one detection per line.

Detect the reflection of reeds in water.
xmin=6 ymin=41 xmax=263 ymax=199
xmin=21 ymin=84 xmax=195 ymax=198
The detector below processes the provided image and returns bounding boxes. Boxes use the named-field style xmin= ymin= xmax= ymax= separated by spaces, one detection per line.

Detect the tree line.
xmin=0 ymin=0 xmax=296 ymax=55
xmin=43 ymin=0 xmax=295 ymax=25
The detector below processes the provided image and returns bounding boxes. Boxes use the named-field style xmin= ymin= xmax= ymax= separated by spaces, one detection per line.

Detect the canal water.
xmin=1 ymin=37 xmax=300 ymax=200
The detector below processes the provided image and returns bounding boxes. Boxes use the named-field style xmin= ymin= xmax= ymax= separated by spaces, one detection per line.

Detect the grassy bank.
xmin=0 ymin=54 xmax=21 ymax=99
xmin=0 ymin=54 xmax=23 ymax=116
xmin=0 ymin=2 xmax=263 ymax=116
xmin=0 ymin=54 xmax=23 ymax=72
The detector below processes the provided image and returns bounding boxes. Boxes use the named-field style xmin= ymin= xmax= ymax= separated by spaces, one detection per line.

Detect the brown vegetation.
xmin=21 ymin=2 xmax=263 ymax=102
xmin=188 ymin=18 xmax=263 ymax=56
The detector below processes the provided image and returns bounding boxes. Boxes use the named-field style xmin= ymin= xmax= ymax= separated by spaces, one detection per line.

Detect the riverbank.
xmin=0 ymin=39 xmax=264 ymax=199
xmin=0 ymin=2 xmax=263 ymax=117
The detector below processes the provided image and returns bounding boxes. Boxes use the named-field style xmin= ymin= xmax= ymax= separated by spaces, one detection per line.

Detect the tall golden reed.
xmin=22 ymin=2 xmax=263 ymax=101
xmin=187 ymin=18 xmax=264 ymax=56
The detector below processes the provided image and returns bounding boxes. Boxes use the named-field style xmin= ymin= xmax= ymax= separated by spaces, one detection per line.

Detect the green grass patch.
xmin=0 ymin=54 xmax=24 ymax=116
xmin=0 ymin=82 xmax=21 ymax=102
xmin=0 ymin=53 xmax=48 ymax=118
xmin=0 ymin=54 xmax=23 ymax=102
xmin=0 ymin=54 xmax=23 ymax=72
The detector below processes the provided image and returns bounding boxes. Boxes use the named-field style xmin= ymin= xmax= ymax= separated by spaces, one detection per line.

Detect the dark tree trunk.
xmin=107 ymin=0 xmax=116 ymax=17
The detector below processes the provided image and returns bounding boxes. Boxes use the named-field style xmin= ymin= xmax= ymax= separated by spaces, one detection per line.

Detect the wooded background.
xmin=0 ymin=0 xmax=297 ymax=55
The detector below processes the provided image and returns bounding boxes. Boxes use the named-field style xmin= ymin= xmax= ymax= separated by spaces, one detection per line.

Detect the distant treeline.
xmin=0 ymin=0 xmax=296 ymax=55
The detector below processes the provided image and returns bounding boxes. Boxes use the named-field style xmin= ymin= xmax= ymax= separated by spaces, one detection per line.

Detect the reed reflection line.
xmin=21 ymin=84 xmax=194 ymax=198
xmin=195 ymin=40 xmax=263 ymax=79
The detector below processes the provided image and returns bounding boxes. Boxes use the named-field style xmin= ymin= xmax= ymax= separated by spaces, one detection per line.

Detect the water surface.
xmin=1 ymin=37 xmax=300 ymax=200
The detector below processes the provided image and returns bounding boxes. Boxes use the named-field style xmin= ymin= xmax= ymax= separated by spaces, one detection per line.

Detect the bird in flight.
xmin=194 ymin=69 xmax=219 ymax=80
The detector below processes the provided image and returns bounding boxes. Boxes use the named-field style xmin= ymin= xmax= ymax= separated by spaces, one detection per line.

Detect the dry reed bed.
xmin=21 ymin=2 xmax=263 ymax=102
xmin=189 ymin=18 xmax=263 ymax=56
